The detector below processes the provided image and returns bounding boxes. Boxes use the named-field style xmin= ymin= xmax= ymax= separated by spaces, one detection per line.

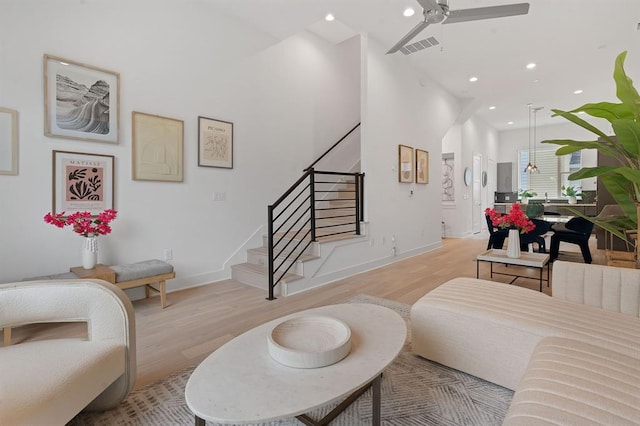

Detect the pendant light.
xmin=523 ymin=103 xmax=534 ymax=173
xmin=530 ymin=106 xmax=543 ymax=174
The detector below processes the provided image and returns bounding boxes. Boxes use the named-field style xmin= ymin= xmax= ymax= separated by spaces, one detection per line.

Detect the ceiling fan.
xmin=387 ymin=0 xmax=529 ymax=54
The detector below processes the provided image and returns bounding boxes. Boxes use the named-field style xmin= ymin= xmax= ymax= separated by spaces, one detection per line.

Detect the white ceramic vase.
xmin=81 ymin=236 xmax=98 ymax=269
xmin=506 ymin=228 xmax=521 ymax=259
xmin=568 ymin=196 xmax=577 ymax=204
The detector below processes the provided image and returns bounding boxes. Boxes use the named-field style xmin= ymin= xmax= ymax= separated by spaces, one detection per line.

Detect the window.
xmin=519 ymin=149 xmax=582 ymax=198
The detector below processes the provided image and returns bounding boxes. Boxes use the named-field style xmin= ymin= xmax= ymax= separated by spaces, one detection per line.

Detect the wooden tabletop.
xmin=70 ymin=264 xmax=116 ymax=283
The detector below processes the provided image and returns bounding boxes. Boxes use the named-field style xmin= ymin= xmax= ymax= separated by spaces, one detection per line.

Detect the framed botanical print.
xmin=44 ymin=54 xmax=120 ymax=144
xmin=0 ymin=107 xmax=18 ymax=175
xmin=198 ymin=116 xmax=233 ymax=168
xmin=398 ymin=144 xmax=414 ymax=183
xmin=52 ymin=150 xmax=114 ymax=215
xmin=415 ymin=149 xmax=429 ymax=184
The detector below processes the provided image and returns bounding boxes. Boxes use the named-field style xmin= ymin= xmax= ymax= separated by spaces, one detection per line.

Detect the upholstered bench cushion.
xmin=0 ymin=339 xmax=125 ymax=425
xmin=110 ymin=259 xmax=173 ymax=283
xmin=504 ymin=336 xmax=640 ymax=425
xmin=411 ymin=277 xmax=640 ymax=389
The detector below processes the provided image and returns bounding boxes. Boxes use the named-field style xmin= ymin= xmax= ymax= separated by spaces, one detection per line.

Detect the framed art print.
xmin=44 ymin=54 xmax=120 ymax=144
xmin=52 ymin=150 xmax=114 ymax=215
xmin=398 ymin=144 xmax=413 ymax=183
xmin=415 ymin=149 xmax=429 ymax=184
xmin=0 ymin=107 xmax=18 ymax=175
xmin=132 ymin=111 xmax=184 ymax=182
xmin=198 ymin=116 xmax=233 ymax=168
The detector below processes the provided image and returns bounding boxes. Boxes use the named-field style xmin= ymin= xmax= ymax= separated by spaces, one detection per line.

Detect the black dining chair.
xmin=519 ymin=218 xmax=552 ymax=253
xmin=550 ymin=217 xmax=594 ymax=263
xmin=485 ymin=214 xmax=508 ymax=250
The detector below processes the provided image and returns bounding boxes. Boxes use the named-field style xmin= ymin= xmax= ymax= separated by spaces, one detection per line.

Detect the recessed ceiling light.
xmin=507 ymin=121 xmax=514 ymax=125
xmin=403 ymin=7 xmax=415 ymax=17
xmin=469 ymin=76 xmax=478 ymax=82
xmin=325 ymin=13 xmax=335 ymax=21
xmin=574 ymin=89 xmax=583 ymax=94
xmin=489 ymin=106 xmax=496 ymax=110
xmin=526 ymin=63 xmax=536 ymax=70
xmin=533 ymin=79 xmax=540 ymax=83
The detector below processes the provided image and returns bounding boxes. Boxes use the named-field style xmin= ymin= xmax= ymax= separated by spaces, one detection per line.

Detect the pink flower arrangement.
xmin=44 ymin=209 xmax=118 ymax=237
xmin=485 ymin=203 xmax=535 ymax=234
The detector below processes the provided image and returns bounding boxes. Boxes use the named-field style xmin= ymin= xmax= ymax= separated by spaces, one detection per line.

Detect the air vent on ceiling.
xmin=399 ymin=36 xmax=440 ymax=55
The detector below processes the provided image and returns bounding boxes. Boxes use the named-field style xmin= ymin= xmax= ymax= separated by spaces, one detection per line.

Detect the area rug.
xmin=68 ymin=294 xmax=513 ymax=425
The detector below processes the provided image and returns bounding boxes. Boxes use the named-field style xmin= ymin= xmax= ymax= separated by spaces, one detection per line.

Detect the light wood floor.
xmin=8 ymin=235 xmax=606 ymax=389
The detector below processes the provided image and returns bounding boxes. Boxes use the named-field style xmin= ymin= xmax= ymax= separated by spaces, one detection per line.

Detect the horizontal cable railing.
xmin=267 ymin=169 xmax=364 ymax=300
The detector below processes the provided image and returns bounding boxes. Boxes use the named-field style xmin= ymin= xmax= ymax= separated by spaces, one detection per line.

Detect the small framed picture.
xmin=0 ymin=107 xmax=18 ymax=175
xmin=132 ymin=111 xmax=184 ymax=182
xmin=198 ymin=116 xmax=233 ymax=169
xmin=415 ymin=149 xmax=429 ymax=184
xmin=52 ymin=150 xmax=114 ymax=215
xmin=398 ymin=144 xmax=414 ymax=183
xmin=44 ymin=54 xmax=119 ymax=144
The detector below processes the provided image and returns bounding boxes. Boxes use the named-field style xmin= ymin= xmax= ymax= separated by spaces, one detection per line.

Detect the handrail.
xmin=303 ymin=123 xmax=361 ymax=172
xmin=267 ymin=169 xmax=364 ymax=300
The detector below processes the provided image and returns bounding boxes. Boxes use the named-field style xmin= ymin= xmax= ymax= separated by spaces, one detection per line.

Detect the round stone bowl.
xmin=267 ymin=315 xmax=352 ymax=369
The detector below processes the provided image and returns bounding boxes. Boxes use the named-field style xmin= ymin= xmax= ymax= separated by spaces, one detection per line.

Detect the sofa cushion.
xmin=504 ymin=336 xmax=640 ymax=425
xmin=0 ymin=338 xmax=125 ymax=425
xmin=411 ymin=277 xmax=640 ymax=389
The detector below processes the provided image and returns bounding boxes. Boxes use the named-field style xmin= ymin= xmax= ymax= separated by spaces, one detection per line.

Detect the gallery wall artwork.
xmin=415 ymin=149 xmax=429 ymax=184
xmin=52 ymin=150 xmax=114 ymax=215
xmin=442 ymin=152 xmax=455 ymax=202
xmin=198 ymin=116 xmax=233 ymax=169
xmin=132 ymin=112 xmax=184 ymax=182
xmin=398 ymin=144 xmax=414 ymax=183
xmin=44 ymin=54 xmax=120 ymax=144
xmin=0 ymin=107 xmax=18 ymax=175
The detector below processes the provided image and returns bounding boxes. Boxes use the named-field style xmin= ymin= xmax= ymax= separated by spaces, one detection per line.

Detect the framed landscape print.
xmin=0 ymin=107 xmax=18 ymax=175
xmin=398 ymin=144 xmax=414 ymax=183
xmin=52 ymin=150 xmax=114 ymax=215
xmin=415 ymin=149 xmax=429 ymax=184
xmin=44 ymin=54 xmax=120 ymax=144
xmin=132 ymin=111 xmax=184 ymax=182
xmin=198 ymin=116 xmax=233 ymax=168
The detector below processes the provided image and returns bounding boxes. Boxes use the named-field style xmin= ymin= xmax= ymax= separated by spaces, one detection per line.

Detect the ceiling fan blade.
xmin=443 ymin=3 xmax=529 ymax=25
xmin=416 ymin=0 xmax=440 ymax=10
xmin=386 ymin=20 xmax=430 ymax=54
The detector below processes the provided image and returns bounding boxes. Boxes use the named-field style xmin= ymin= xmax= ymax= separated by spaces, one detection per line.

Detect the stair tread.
xmin=231 ymin=262 xmax=303 ymax=282
xmin=247 ymin=247 xmax=319 ymax=262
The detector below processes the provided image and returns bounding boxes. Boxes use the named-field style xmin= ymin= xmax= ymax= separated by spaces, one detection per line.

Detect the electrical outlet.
xmin=163 ymin=249 xmax=173 ymax=261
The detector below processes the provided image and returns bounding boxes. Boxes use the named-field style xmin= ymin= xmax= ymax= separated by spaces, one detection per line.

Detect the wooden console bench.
xmin=71 ymin=260 xmax=174 ymax=308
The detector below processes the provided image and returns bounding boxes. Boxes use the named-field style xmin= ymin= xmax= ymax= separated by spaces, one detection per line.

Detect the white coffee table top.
xmin=477 ymin=249 xmax=550 ymax=267
xmin=185 ymin=303 xmax=406 ymax=424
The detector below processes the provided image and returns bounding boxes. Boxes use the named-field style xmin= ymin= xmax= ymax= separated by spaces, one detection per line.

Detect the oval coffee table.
xmin=185 ymin=303 xmax=406 ymax=425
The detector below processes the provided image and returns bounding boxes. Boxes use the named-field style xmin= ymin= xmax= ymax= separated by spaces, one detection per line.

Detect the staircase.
xmin=231 ymin=177 xmax=363 ymax=297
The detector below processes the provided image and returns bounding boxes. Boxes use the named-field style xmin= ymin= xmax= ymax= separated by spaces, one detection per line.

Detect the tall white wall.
xmin=0 ymin=0 xmax=361 ymax=284
xmin=441 ymin=117 xmax=499 ymax=238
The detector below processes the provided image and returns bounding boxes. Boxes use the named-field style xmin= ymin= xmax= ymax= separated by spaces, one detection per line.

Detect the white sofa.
xmin=411 ymin=261 xmax=640 ymax=425
xmin=0 ymin=279 xmax=136 ymax=425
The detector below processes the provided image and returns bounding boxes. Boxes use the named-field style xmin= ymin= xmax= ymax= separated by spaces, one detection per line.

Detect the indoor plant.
xmin=561 ymin=185 xmax=582 ymax=204
xmin=485 ymin=204 xmax=535 ymax=258
xmin=44 ymin=209 xmax=118 ymax=269
xmin=542 ymin=51 xmax=640 ymax=247
xmin=519 ymin=189 xmax=537 ymax=204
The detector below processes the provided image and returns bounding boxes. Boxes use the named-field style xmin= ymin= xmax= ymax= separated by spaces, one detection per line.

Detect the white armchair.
xmin=0 ymin=279 xmax=136 ymax=425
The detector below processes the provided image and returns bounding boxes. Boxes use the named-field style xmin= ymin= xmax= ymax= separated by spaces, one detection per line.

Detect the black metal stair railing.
xmin=267 ymin=169 xmax=364 ymax=300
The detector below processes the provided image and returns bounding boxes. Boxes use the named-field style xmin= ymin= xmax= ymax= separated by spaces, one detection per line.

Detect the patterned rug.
xmin=68 ymin=294 xmax=513 ymax=425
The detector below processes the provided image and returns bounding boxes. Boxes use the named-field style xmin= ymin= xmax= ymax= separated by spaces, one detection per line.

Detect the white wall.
xmin=0 ymin=0 xmax=361 ymax=284
xmin=441 ymin=117 xmax=499 ymax=238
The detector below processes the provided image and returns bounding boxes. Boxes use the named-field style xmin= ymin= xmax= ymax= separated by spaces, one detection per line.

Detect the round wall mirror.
xmin=464 ymin=167 xmax=472 ymax=187
xmin=481 ymin=171 xmax=487 ymax=187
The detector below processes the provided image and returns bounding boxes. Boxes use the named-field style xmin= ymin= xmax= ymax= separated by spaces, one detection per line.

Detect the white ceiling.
xmin=212 ymin=0 xmax=640 ymax=131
